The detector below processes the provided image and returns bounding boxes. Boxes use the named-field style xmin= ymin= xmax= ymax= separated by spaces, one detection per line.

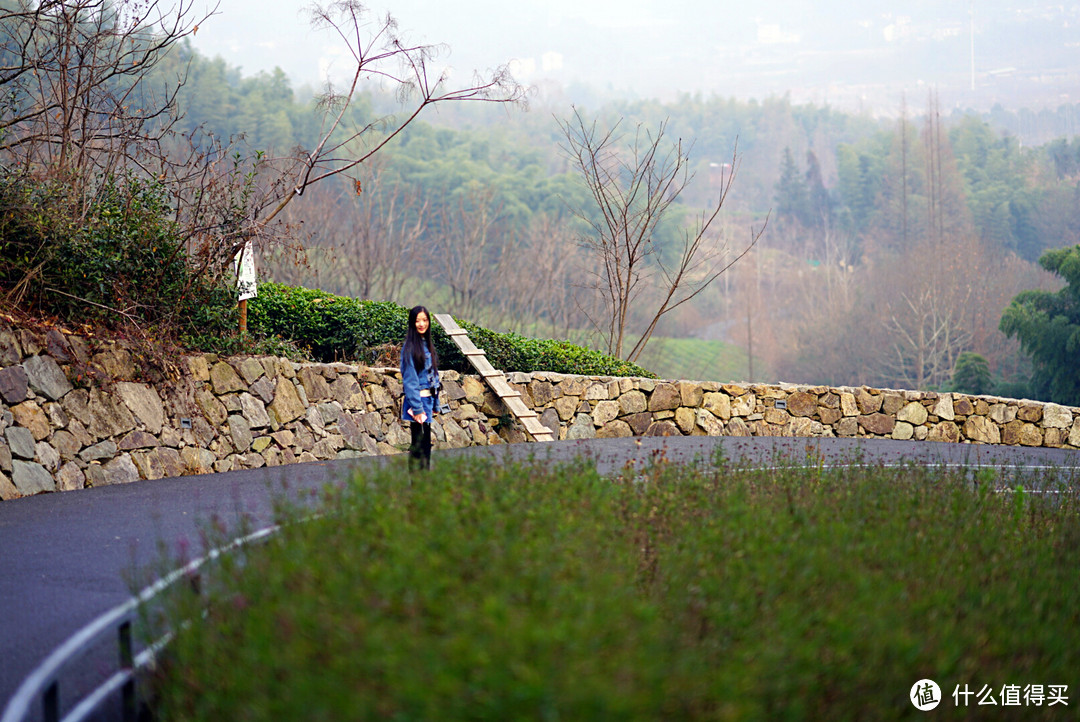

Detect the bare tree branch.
xmin=559 ymin=106 xmax=765 ymax=362
xmin=0 ymin=0 xmax=217 ymax=179
xmin=258 ymin=1 xmax=528 ymax=229
xmin=269 ymin=164 xmax=427 ymax=302
xmin=0 ymin=0 xmax=526 ymax=337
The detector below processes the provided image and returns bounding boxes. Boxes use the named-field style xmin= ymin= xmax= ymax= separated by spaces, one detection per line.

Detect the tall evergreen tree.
xmin=1000 ymin=245 xmax=1080 ymax=405
xmin=774 ymin=147 xmax=809 ymax=226
xmin=804 ymin=150 xmax=832 ymax=229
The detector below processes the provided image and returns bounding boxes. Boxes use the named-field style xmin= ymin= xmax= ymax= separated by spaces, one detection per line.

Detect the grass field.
xmin=635 ymin=336 xmax=758 ymax=383
xmin=145 ymin=454 xmax=1080 ymax=721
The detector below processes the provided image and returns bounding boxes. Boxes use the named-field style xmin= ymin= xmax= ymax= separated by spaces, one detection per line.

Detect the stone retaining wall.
xmin=510 ymin=373 xmax=1080 ymax=450
xmin=1 ymin=325 xmax=1078 ymax=499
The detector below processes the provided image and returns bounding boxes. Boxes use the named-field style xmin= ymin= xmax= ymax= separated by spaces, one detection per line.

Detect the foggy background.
xmin=188 ymin=0 xmax=1079 ymax=116
xmin=162 ymin=1 xmax=1080 ymax=394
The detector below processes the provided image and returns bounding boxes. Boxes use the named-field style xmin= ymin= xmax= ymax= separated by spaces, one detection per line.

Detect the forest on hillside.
xmin=4 ymin=1 xmax=1078 ymax=397
xmin=154 ymin=41 xmax=1080 ymax=395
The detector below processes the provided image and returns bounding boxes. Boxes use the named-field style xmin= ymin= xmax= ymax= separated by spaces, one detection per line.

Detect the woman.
xmin=400 ymin=305 xmax=440 ymax=470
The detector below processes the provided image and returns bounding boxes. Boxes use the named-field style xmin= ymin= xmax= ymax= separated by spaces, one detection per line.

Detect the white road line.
xmin=1 ymin=524 xmax=280 ymax=722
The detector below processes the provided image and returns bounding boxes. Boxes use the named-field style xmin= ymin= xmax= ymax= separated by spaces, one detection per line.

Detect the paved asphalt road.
xmin=2 ymin=436 xmax=1079 ymax=717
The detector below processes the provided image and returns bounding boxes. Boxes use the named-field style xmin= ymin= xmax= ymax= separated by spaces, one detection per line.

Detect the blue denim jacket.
xmin=400 ymin=346 xmax=439 ymax=422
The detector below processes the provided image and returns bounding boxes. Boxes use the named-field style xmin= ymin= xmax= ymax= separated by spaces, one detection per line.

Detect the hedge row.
xmin=247 ymin=283 xmax=655 ymax=378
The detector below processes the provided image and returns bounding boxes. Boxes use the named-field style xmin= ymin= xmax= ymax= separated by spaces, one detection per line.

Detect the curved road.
xmin=2 ymin=436 xmax=1079 ymax=715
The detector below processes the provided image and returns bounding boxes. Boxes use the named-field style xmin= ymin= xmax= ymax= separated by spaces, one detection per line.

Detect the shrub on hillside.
xmin=247 ymin=282 xmax=656 ymax=377
xmin=0 ymin=171 xmax=237 ymax=339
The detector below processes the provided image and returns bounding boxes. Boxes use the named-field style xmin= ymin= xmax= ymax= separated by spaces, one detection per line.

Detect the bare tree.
xmin=558 ymin=107 xmax=764 ymax=363
xmin=257 ymin=1 xmax=527 ymax=232
xmin=921 ymin=90 xmax=972 ymax=246
xmin=883 ymin=283 xmax=973 ymax=390
xmin=876 ymin=96 xmax=980 ymax=389
xmin=272 ymin=166 xmax=427 ymax=302
xmin=207 ymin=0 xmax=528 ymax=326
xmin=0 ymin=0 xmax=526 ymax=327
xmin=0 ymin=0 xmax=214 ymax=182
xmin=432 ymin=181 xmax=514 ymax=322
xmin=487 ymin=212 xmax=593 ymax=338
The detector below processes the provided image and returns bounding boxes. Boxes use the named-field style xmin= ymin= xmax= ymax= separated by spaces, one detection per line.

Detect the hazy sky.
xmin=189 ymin=0 xmax=770 ymax=94
xmin=185 ymin=1 xmax=1077 ymax=111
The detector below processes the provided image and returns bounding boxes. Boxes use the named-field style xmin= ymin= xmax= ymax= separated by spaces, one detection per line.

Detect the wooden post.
xmin=235 ymin=241 xmax=255 ymax=335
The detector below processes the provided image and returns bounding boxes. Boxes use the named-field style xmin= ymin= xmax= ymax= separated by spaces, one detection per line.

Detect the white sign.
xmin=234 ymin=241 xmax=257 ymax=301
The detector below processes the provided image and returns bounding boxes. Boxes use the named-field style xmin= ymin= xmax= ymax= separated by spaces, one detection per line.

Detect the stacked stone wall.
xmin=506 ymin=373 xmax=1080 ymax=450
xmin=1 ymin=325 xmax=1077 ymax=499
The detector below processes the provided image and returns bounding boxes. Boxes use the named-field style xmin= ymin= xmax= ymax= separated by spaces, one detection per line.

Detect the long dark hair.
xmin=402 ymin=305 xmax=438 ymax=373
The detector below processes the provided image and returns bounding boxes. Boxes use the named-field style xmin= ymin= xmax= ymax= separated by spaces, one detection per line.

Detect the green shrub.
xmin=247 ymin=282 xmax=656 ymax=377
xmin=245 ymin=282 xmax=404 ymax=362
xmin=0 ymin=171 xmax=237 ymax=340
xmin=950 ymin=352 xmax=993 ymax=395
xmin=993 ymin=378 xmax=1035 ymax=401
xmin=181 ymin=324 xmax=307 ymax=360
xmin=148 ymin=456 xmax=1080 ymax=721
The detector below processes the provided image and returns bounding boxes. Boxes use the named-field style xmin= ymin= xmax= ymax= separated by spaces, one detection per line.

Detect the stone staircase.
xmin=433 ymin=314 xmax=554 ymax=442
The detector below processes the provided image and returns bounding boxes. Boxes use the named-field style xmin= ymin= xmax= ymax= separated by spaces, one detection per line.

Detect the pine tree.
xmin=774 ymin=147 xmax=809 ymax=226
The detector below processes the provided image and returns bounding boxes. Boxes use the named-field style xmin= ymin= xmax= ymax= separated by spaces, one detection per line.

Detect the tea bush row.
xmin=247 ymin=281 xmax=655 ymax=377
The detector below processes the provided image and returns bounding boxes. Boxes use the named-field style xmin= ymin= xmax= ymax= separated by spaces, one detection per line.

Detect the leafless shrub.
xmin=558 ymin=106 xmax=765 ymax=363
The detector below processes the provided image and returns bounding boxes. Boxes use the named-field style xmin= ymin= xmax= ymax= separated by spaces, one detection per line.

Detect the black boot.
xmin=421 ymin=423 xmax=432 ymax=470
xmin=419 ymin=421 xmax=432 ymax=470
xmin=409 ymin=421 xmax=427 ymax=472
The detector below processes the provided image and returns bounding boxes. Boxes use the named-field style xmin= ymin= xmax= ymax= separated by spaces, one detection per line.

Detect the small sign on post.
xmin=235 ymin=241 xmax=257 ymax=333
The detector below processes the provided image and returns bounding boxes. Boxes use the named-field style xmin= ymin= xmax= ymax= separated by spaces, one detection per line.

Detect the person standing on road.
xmin=400 ymin=305 xmax=441 ymax=471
